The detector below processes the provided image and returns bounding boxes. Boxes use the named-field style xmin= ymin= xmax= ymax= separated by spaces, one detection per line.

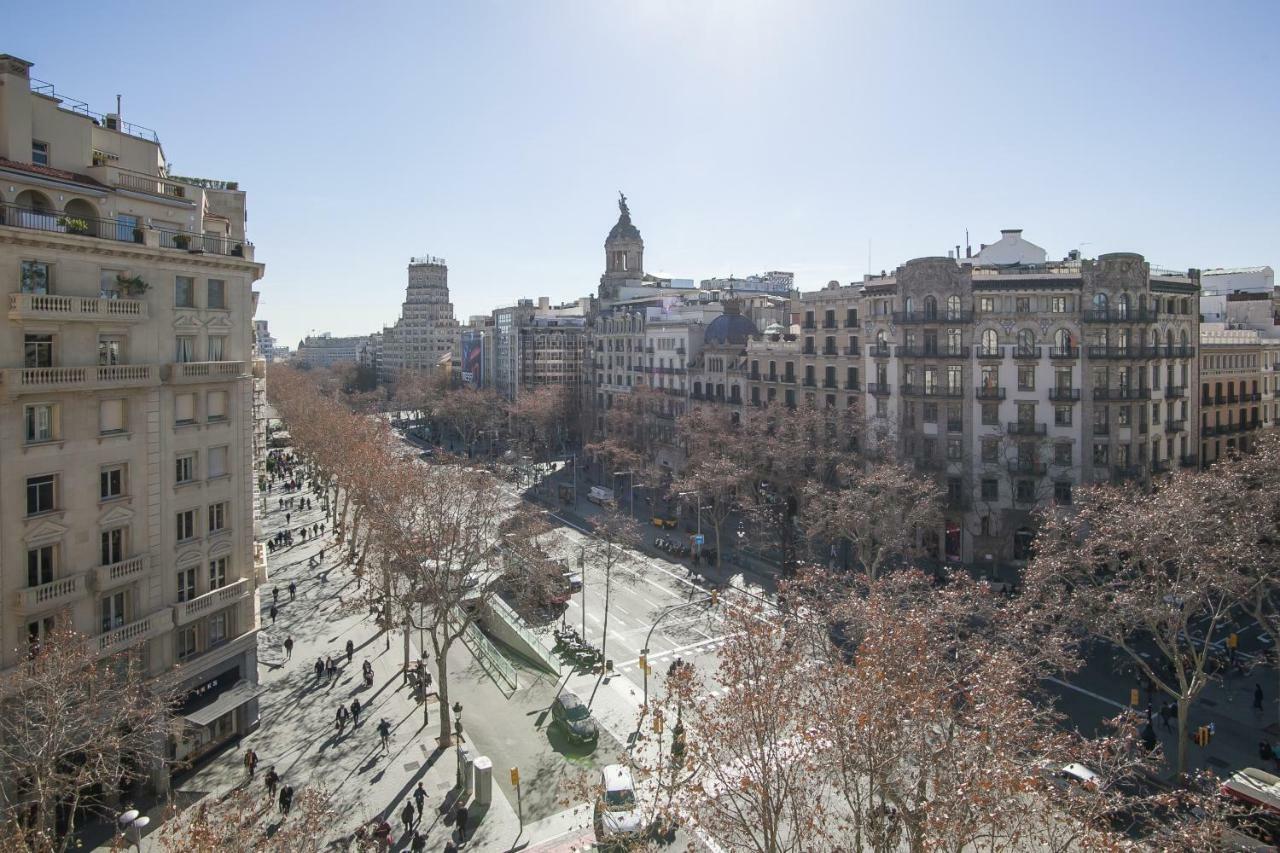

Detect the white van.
xmin=587 ymin=486 xmax=616 ymax=507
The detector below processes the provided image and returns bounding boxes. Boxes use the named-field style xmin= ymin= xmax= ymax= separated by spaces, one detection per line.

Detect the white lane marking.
xmin=1046 ymin=676 xmax=1127 ymax=711
xmin=615 ymin=632 xmax=741 ymax=669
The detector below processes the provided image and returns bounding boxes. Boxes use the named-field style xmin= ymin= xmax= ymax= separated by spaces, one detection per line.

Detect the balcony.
xmin=1161 ymin=345 xmax=1196 ymax=359
xmin=92 ymin=609 xmax=174 ymax=659
xmin=252 ymin=358 xmax=267 ymax=380
xmin=1083 ymin=309 xmax=1158 ymax=323
xmin=976 ymin=346 xmax=1005 ymax=360
xmin=0 ymin=202 xmax=140 ymax=245
xmin=868 ymin=344 xmax=892 ymax=359
xmin=802 ymin=345 xmax=816 ymax=356
xmin=821 ymin=347 xmax=839 ymax=357
xmin=1226 ymin=394 xmax=1240 ymax=405
xmin=254 ymin=542 xmax=269 ymax=586
xmin=842 ymin=346 xmax=859 ymax=355
xmin=2 ymin=364 xmax=158 ymax=398
xmin=896 ymin=346 xmax=969 ymax=359
xmin=1049 ymin=346 xmax=1079 ymax=360
xmin=844 ymin=381 xmax=861 ymax=390
xmin=781 ymin=375 xmax=797 ymax=384
xmin=946 ymin=419 xmax=963 ymax=433
xmin=823 ymin=380 xmax=838 ymax=390
xmin=1008 ymin=460 xmax=1047 ymax=476
xmin=1164 ymin=386 xmax=1186 ymax=399
xmin=1151 ymin=458 xmax=1172 ymax=474
xmin=1181 ymin=454 xmax=1199 ymax=468
xmin=175 ymin=578 xmax=252 ymax=626
xmin=1111 ymin=465 xmax=1146 ymax=483
xmin=892 ymin=310 xmax=974 ymax=324
xmin=89 ymin=163 xmax=189 ymax=199
xmin=1092 ymin=423 xmax=1111 ymax=435
xmin=1007 ymin=421 xmax=1047 ymax=436
xmin=1092 ymin=386 xmax=1151 ymax=401
xmin=802 ymin=320 xmax=817 ymax=330
xmin=166 ymin=361 xmax=247 ymax=384
xmin=1011 ymin=346 xmax=1042 ymax=360
xmin=868 ymin=382 xmax=891 ymax=396
xmin=1165 ymin=419 xmax=1186 ymax=434
xmin=1087 ymin=346 xmax=1159 ymax=360
xmin=1048 ymin=388 xmax=1081 ymax=401
xmin=1242 ymin=391 xmax=1262 ymax=403
xmin=749 ymin=371 xmax=761 ymax=380
xmin=900 ymin=384 xmax=965 ymax=398
xmin=802 ymin=378 xmax=817 ymax=388
xmin=976 ymin=386 xmax=1006 ymax=400
xmin=9 ymin=293 xmax=148 ymax=323
xmin=823 ymin=320 xmax=838 ymax=330
xmin=14 ymin=573 xmax=85 ymax=614
xmin=914 ymin=456 xmax=943 ymax=471
xmin=92 ymin=555 xmax=149 ymax=591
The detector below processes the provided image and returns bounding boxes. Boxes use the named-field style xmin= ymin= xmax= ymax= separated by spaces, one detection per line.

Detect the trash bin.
xmin=458 ymin=746 xmax=475 ymax=794
xmin=473 ymin=756 xmax=493 ymax=805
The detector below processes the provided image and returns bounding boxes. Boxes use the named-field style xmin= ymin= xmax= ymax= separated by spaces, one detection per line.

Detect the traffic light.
xmin=710 ymin=589 xmax=719 ymax=607
xmin=653 ymin=711 xmax=664 ymax=733
xmin=1193 ymin=725 xmax=1214 ymax=747
xmin=638 ymin=654 xmax=648 ymax=674
xmin=1129 ymin=688 xmax=1140 ymax=707
xmin=510 ymin=767 xmax=520 ymax=786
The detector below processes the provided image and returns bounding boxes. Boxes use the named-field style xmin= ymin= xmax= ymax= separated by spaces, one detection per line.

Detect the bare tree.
xmin=150 ymin=784 xmax=340 ymax=852
xmin=0 ymin=626 xmax=173 ymax=853
xmin=1022 ymin=469 xmax=1251 ymax=777
xmin=671 ymin=407 xmax=753 ymax=567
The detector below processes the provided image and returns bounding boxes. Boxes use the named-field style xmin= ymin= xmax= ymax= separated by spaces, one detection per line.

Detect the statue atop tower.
xmin=600 ymin=191 xmax=644 ymax=300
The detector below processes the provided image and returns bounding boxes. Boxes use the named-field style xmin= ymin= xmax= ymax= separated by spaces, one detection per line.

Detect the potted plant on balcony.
xmin=231 ymin=243 xmax=244 ymax=257
xmin=58 ymin=216 xmax=91 ymax=236
xmin=115 ymin=274 xmax=149 ymax=297
xmin=172 ymin=233 xmax=190 ymax=250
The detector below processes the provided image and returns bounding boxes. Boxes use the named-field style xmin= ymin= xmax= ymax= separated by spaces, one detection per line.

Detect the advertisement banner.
xmin=461 ymin=331 xmax=484 ymax=388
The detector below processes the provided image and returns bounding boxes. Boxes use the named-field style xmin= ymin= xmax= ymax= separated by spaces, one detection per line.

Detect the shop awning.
xmin=182 ymin=681 xmax=260 ymax=727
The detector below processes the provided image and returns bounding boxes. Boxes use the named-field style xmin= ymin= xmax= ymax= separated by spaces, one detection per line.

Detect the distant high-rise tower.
xmin=380 ymin=256 xmax=459 ymax=382
xmin=599 ymin=192 xmax=644 ymax=301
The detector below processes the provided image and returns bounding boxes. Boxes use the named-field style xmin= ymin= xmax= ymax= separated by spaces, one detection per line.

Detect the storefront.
xmin=170 ymin=665 xmax=261 ymax=769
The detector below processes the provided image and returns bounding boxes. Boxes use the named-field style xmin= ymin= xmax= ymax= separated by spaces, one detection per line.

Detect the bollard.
xmin=459 ymin=746 xmax=476 ymax=795
xmin=473 ymin=756 xmax=493 ymax=805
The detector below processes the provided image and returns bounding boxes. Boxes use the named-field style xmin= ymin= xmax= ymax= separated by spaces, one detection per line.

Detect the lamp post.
xmin=614 ymin=470 xmax=635 ymax=519
xmin=453 ymin=701 xmax=465 ymax=787
xmin=117 ymin=809 xmax=149 ymax=852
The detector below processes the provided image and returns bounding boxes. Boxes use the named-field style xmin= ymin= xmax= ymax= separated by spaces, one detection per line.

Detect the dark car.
xmin=551 ymin=689 xmax=599 ymax=745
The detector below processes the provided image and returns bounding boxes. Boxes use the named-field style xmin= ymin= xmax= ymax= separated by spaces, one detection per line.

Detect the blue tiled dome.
xmin=705 ymin=310 xmax=758 ymax=346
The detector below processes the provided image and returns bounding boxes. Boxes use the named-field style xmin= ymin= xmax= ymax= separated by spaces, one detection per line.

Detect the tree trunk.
xmin=435 ymin=634 xmax=452 ymax=745
xmin=712 ymin=516 xmax=724 ymax=568
xmin=1176 ymin=696 xmax=1189 ymax=778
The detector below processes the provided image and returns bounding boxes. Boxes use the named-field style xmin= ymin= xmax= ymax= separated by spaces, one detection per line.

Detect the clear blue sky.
xmin=9 ymin=2 xmax=1280 ymax=348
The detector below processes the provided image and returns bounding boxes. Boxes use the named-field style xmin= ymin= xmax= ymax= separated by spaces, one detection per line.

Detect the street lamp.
xmin=117 ymin=809 xmax=149 ymax=852
xmin=614 ymin=470 xmax=635 ymax=519
xmin=453 ymin=701 xmax=465 ymax=787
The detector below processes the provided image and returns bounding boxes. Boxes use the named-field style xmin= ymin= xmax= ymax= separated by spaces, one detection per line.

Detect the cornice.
xmin=0 ymin=227 xmax=265 ymax=280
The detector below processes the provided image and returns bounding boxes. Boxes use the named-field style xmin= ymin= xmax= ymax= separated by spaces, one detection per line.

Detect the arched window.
xmin=903 ymin=296 xmax=914 ymax=314
xmin=923 ymin=295 xmax=938 ymax=320
xmin=875 ymin=331 xmax=886 ymax=346
xmin=1054 ymin=328 xmax=1072 ymax=352
xmin=947 ymin=328 xmax=961 ymax=352
xmin=1116 ymin=293 xmax=1129 ymax=319
xmin=946 ymin=295 xmax=961 ymax=320
xmin=1092 ymin=292 xmax=1108 ymax=314
xmin=1017 ymin=329 xmax=1035 ymax=355
xmin=1166 ymin=329 xmax=1175 ymax=351
xmin=981 ymin=329 xmax=999 ymax=356
xmin=1180 ymin=329 xmax=1189 ymax=349
xmin=1117 ymin=328 xmax=1130 ymax=351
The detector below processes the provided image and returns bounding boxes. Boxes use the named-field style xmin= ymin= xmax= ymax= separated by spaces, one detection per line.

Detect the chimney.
xmin=538 ymin=296 xmax=550 ymax=311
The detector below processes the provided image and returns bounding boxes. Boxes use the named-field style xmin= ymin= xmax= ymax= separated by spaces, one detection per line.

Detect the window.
xmin=1015 ymin=480 xmax=1036 ymax=503
xmin=98 ymin=335 xmax=124 ymax=366
xmin=923 ymin=403 xmax=937 ymax=423
xmin=981 ymin=438 xmax=1000 ymax=463
xmin=946 ymin=438 xmax=963 ymax=460
xmin=176 ymin=454 xmax=195 ymax=484
xmin=175 ymin=335 xmax=197 ymax=363
xmin=101 ymin=590 xmax=127 ymax=633
xmin=981 ymin=478 xmax=999 ymax=501
xmin=1017 ymin=366 xmax=1035 ymax=391
xmin=1015 ymin=297 xmax=1031 ymax=314
xmin=207 ymin=335 xmax=226 ymax=361
xmin=1054 ymin=405 xmax=1073 ymax=426
xmin=1016 ymin=329 xmax=1035 ymax=354
xmin=27 ymin=545 xmax=55 ymax=587
xmin=26 ymin=474 xmax=55 ymax=516
xmin=177 ymin=567 xmax=197 ymax=603
xmin=1117 ymin=405 xmax=1130 ymax=427
xmin=176 ymin=509 xmax=197 ymax=542
xmin=24 ymin=334 xmax=53 ymax=368
xmin=875 ymin=397 xmax=887 ymax=418
xmin=207 ymin=279 xmax=226 ymax=310
xmin=1050 ymin=296 xmax=1068 ymax=313
xmin=101 ymin=527 xmax=125 ymax=565
xmin=981 ymin=403 xmax=999 ymax=426
xmin=980 ymin=329 xmax=998 ymax=355
xmin=979 ymin=296 xmax=995 ymax=313
xmin=1093 ymin=443 xmax=1109 ymax=466
xmin=208 ymin=613 xmax=227 ymax=647
xmin=175 ymin=276 xmax=195 ymax=308
xmin=209 ymin=557 xmax=228 ymax=590
xmin=99 ymin=399 xmax=125 ymax=434
xmin=1017 ymin=402 xmax=1036 ymax=425
xmin=209 ymin=501 xmax=227 ymax=533
xmin=100 ymin=465 xmax=125 ymax=500
xmin=21 ymin=261 xmax=50 ymax=294
xmin=175 ymin=393 xmax=196 ymax=425
xmin=25 ymin=403 xmax=56 ymax=443
xmin=946 ymin=295 xmax=962 ymax=320
xmin=207 ymin=390 xmax=228 ymax=421
xmin=1054 ymin=443 xmax=1073 ymax=466
xmin=177 ymin=627 xmax=197 ymax=661
xmin=31 ymin=140 xmax=49 ymax=166
xmin=208 ymin=446 xmax=228 ymax=479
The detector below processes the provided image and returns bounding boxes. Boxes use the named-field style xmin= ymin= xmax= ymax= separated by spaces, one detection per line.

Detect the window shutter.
xmin=99 ymin=399 xmax=123 ymax=433
xmin=175 ymin=393 xmax=195 ymax=423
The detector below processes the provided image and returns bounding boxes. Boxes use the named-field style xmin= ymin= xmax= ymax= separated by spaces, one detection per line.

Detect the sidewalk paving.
xmin=115 ymin=466 xmax=590 ymax=852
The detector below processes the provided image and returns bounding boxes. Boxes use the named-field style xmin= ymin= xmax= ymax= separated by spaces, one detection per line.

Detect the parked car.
xmin=563 ymin=570 xmax=583 ymax=593
xmin=551 ymin=689 xmax=598 ymax=745
xmin=596 ymin=764 xmax=645 ymax=839
xmin=588 ymin=486 xmax=616 ymax=507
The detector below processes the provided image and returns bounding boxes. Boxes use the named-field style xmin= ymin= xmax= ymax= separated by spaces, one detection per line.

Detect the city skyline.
xmin=7 ymin=2 xmax=1280 ymax=347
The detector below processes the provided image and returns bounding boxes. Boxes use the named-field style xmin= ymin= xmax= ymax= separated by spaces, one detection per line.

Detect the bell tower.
xmin=600 ymin=191 xmax=644 ymax=300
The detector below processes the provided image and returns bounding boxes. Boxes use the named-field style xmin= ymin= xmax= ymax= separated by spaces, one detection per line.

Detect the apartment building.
xmin=294 ymin=332 xmax=367 ymax=368
xmin=0 ymin=55 xmax=265 ymax=785
xmin=1198 ymin=326 xmax=1280 ymax=465
xmin=379 ymin=256 xmax=458 ymax=383
xmin=252 ymin=318 xmax=277 ymax=362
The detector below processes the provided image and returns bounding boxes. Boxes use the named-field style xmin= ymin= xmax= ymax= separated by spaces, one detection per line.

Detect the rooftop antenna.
xmin=116 ymin=94 xmax=121 ymax=121
xmin=867 ymin=238 xmax=872 ymax=275
xmin=965 ymin=228 xmax=971 ymax=258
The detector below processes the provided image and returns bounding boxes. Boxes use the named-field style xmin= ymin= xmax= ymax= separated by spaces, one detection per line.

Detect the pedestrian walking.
xmin=289 ymin=580 xmax=296 ymax=601
xmin=1256 ymin=683 xmax=1265 ymax=714
xmin=1160 ymin=702 xmax=1174 ymax=731
xmin=269 ymin=603 xmax=278 ymax=624
xmin=286 ymin=512 xmax=291 ymax=525
xmin=284 ymin=635 xmax=294 ymax=659
xmin=326 ymin=656 xmax=336 ymax=681
xmin=351 ymin=697 xmax=362 ymax=726
xmin=315 ymin=657 xmax=325 ymax=680
xmin=346 ymin=639 xmax=355 ymax=664
xmin=411 ymin=830 xmax=426 ymax=852
xmin=335 ymin=705 xmax=349 ymax=735
xmin=401 ymin=800 xmax=415 ymax=832
xmin=455 ymin=804 xmax=469 ymax=841
xmin=377 ymin=718 xmax=391 ymax=751
xmin=363 ymin=659 xmax=374 ymax=687
xmin=413 ymin=782 xmax=426 ymax=816
xmin=444 ymin=842 xmax=457 ymax=853
xmin=280 ymin=784 xmax=294 ymax=815
xmin=272 ymin=586 xmax=279 ymax=605
xmin=265 ymin=766 xmax=279 ymax=798
xmin=244 ymin=748 xmax=258 ymax=779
